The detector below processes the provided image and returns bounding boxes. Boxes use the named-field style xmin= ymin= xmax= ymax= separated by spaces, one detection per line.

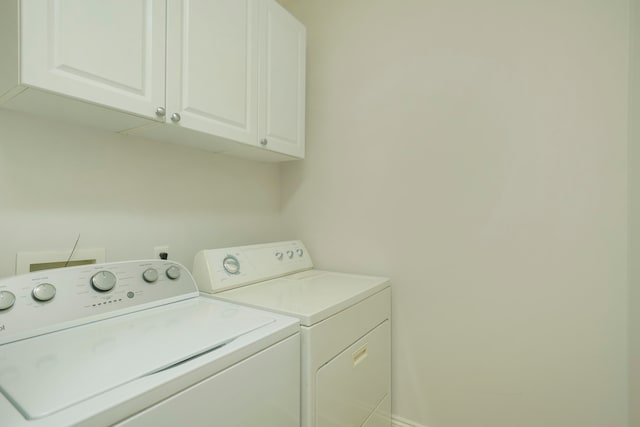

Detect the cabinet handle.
xmin=155 ymin=107 xmax=166 ymax=117
xmin=260 ymin=138 xmax=268 ymax=146
xmin=171 ymin=113 xmax=181 ymax=123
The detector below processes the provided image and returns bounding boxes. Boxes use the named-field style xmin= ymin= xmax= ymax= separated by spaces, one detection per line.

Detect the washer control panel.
xmin=0 ymin=260 xmax=197 ymax=345
xmin=193 ymin=240 xmax=314 ymax=294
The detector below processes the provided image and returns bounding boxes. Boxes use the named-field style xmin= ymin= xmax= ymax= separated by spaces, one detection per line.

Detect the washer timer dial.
xmin=0 ymin=290 xmax=16 ymax=310
xmin=166 ymin=265 xmax=181 ymax=280
xmin=32 ymin=283 xmax=56 ymax=302
xmin=91 ymin=271 xmax=117 ymax=292
xmin=143 ymin=268 xmax=159 ymax=283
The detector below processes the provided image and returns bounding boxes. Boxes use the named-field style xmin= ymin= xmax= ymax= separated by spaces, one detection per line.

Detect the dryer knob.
xmin=296 ymin=249 xmax=304 ymax=257
xmin=0 ymin=290 xmax=16 ymax=310
xmin=91 ymin=271 xmax=117 ymax=292
xmin=166 ymin=265 xmax=181 ymax=280
xmin=286 ymin=250 xmax=294 ymax=259
xmin=223 ymin=255 xmax=241 ymax=275
xmin=32 ymin=283 xmax=56 ymax=302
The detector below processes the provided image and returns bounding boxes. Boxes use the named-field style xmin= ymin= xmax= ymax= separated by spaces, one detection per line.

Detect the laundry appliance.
xmin=0 ymin=259 xmax=300 ymax=427
xmin=193 ymin=240 xmax=391 ymax=427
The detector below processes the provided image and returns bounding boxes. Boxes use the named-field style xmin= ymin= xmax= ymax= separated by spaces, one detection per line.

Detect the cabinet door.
xmin=258 ymin=0 xmax=306 ymax=158
xmin=20 ymin=0 xmax=166 ymax=121
xmin=166 ymin=0 xmax=258 ymax=145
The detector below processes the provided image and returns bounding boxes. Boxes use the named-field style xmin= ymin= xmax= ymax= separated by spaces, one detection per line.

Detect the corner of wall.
xmin=629 ymin=0 xmax=640 ymax=424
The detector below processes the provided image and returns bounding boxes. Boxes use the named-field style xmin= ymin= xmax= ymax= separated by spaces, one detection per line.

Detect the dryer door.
xmin=316 ymin=320 xmax=391 ymax=427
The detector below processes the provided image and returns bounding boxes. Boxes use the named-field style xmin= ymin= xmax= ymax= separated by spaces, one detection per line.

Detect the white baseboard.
xmin=392 ymin=414 xmax=428 ymax=427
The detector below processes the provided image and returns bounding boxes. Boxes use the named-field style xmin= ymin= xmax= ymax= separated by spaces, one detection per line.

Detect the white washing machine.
xmin=0 ymin=259 xmax=300 ymax=427
xmin=193 ymin=240 xmax=391 ymax=427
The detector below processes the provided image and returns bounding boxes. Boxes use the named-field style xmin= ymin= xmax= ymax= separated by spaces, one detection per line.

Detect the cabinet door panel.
xmin=166 ymin=0 xmax=258 ymax=144
xmin=20 ymin=0 xmax=165 ymax=120
xmin=259 ymin=0 xmax=305 ymax=158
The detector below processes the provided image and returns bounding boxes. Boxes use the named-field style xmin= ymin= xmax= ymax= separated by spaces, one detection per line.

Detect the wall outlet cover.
xmin=153 ymin=245 xmax=169 ymax=259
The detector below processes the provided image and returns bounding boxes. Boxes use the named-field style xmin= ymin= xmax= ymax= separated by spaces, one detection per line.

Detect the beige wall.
xmin=0 ymin=109 xmax=282 ymax=279
xmin=631 ymin=0 xmax=640 ymax=425
xmin=280 ymin=1 xmax=629 ymax=426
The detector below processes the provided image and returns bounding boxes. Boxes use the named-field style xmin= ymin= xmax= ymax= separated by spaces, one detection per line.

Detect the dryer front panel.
xmin=315 ymin=320 xmax=391 ymax=427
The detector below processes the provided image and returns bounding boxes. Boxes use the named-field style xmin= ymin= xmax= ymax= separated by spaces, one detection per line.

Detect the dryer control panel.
xmin=0 ymin=260 xmax=198 ymax=345
xmin=193 ymin=240 xmax=314 ymax=293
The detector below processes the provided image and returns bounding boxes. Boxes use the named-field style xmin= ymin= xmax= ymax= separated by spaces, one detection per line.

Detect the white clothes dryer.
xmin=0 ymin=259 xmax=300 ymax=427
xmin=193 ymin=240 xmax=391 ymax=427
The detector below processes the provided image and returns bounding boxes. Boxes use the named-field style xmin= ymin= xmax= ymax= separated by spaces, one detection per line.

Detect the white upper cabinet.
xmin=258 ymin=0 xmax=306 ymax=158
xmin=21 ymin=0 xmax=166 ymax=121
xmin=165 ymin=0 xmax=258 ymax=146
xmin=0 ymin=0 xmax=305 ymax=161
xmin=0 ymin=0 xmax=166 ymax=127
xmin=149 ymin=0 xmax=306 ymax=160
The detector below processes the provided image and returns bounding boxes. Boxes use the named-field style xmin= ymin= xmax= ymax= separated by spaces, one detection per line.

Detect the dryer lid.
xmin=0 ymin=298 xmax=275 ymax=420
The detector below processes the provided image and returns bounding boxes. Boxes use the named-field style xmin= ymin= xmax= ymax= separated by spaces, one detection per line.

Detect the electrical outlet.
xmin=153 ymin=245 xmax=169 ymax=260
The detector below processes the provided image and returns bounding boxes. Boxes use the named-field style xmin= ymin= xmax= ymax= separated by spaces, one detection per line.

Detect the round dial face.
xmin=91 ymin=271 xmax=117 ymax=292
xmin=32 ymin=283 xmax=56 ymax=302
xmin=223 ymin=255 xmax=240 ymax=275
xmin=142 ymin=268 xmax=159 ymax=283
xmin=0 ymin=290 xmax=16 ymax=310
xmin=166 ymin=265 xmax=181 ymax=280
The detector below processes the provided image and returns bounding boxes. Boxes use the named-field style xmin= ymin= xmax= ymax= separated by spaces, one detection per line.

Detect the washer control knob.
xmin=166 ymin=265 xmax=181 ymax=280
xmin=0 ymin=290 xmax=16 ymax=310
xmin=296 ymin=249 xmax=304 ymax=257
xmin=91 ymin=271 xmax=117 ymax=292
xmin=32 ymin=283 xmax=56 ymax=302
xmin=286 ymin=250 xmax=294 ymax=259
xmin=143 ymin=268 xmax=159 ymax=283
xmin=223 ymin=255 xmax=240 ymax=275
xmin=275 ymin=251 xmax=283 ymax=260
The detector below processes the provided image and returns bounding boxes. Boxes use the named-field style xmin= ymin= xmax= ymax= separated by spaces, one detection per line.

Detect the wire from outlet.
xmin=64 ymin=233 xmax=81 ymax=268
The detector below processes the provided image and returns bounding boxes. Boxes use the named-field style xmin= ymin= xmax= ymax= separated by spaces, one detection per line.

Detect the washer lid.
xmin=0 ymin=298 xmax=275 ymax=420
xmin=216 ymin=270 xmax=390 ymax=326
